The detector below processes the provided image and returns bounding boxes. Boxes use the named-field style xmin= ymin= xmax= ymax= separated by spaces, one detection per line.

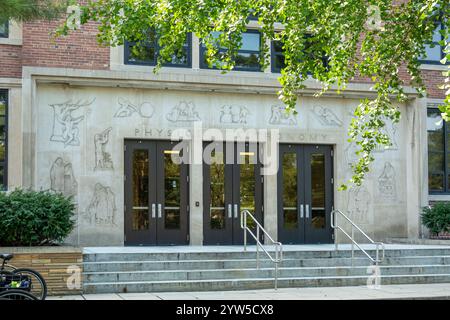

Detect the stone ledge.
xmin=387 ymin=238 xmax=450 ymax=246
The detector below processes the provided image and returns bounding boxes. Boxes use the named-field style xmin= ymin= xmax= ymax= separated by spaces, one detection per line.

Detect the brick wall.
xmin=21 ymin=20 xmax=109 ymax=71
xmin=0 ymin=44 xmax=22 ymax=78
xmin=4 ymin=247 xmax=83 ymax=296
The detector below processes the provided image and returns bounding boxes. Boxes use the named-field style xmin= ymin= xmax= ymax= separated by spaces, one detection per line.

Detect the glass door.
xmin=278 ymin=144 xmax=333 ymax=244
xmin=124 ymin=140 xmax=189 ymax=245
xmin=203 ymin=142 xmax=263 ymax=245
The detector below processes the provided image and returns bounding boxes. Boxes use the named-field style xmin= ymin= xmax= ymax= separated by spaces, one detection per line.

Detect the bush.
xmin=0 ymin=189 xmax=75 ymax=246
xmin=421 ymin=203 xmax=450 ymax=236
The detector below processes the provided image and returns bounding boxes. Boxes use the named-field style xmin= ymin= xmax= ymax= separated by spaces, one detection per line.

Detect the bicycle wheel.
xmin=0 ymin=289 xmax=38 ymax=300
xmin=12 ymin=268 xmax=47 ymax=300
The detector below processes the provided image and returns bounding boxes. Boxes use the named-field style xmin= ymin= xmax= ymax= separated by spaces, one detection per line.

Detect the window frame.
xmin=271 ymin=40 xmax=285 ymax=73
xmin=427 ymin=106 xmax=450 ymax=194
xmin=199 ymin=29 xmax=263 ymax=72
xmin=0 ymin=21 xmax=8 ymax=38
xmin=124 ymin=33 xmax=192 ymax=68
xmin=419 ymin=21 xmax=449 ymax=65
xmin=0 ymin=89 xmax=8 ymax=190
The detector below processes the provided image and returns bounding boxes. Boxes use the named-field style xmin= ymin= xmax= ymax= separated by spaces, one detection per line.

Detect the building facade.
xmin=0 ymin=17 xmax=447 ymax=246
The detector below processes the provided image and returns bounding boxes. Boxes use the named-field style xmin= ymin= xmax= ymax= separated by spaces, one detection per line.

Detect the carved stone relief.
xmin=375 ymin=117 xmax=398 ymax=152
xmin=49 ymin=99 xmax=93 ymax=146
xmin=311 ymin=106 xmax=343 ymax=127
xmin=378 ymin=162 xmax=397 ymax=200
xmin=50 ymin=157 xmax=77 ymax=197
xmin=94 ymin=127 xmax=114 ymax=170
xmin=269 ymin=105 xmax=297 ymax=125
xmin=114 ymin=98 xmax=155 ymax=118
xmin=83 ymin=183 xmax=117 ymax=226
xmin=347 ymin=185 xmax=371 ymax=224
xmin=166 ymin=101 xmax=200 ymax=122
xmin=219 ymin=105 xmax=250 ymax=124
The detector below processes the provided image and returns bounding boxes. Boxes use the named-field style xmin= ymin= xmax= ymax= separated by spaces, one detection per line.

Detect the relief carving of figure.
xmin=166 ymin=101 xmax=200 ymax=122
xmin=85 ymin=183 xmax=117 ymax=226
xmin=312 ymin=106 xmax=343 ymax=127
xmin=375 ymin=117 xmax=398 ymax=152
xmin=114 ymin=98 xmax=155 ymax=118
xmin=94 ymin=127 xmax=114 ymax=170
xmin=49 ymin=99 xmax=93 ymax=146
xmin=50 ymin=157 xmax=77 ymax=197
xmin=269 ymin=105 xmax=297 ymax=125
xmin=378 ymin=162 xmax=397 ymax=200
xmin=220 ymin=105 xmax=250 ymax=124
xmin=347 ymin=186 xmax=371 ymax=224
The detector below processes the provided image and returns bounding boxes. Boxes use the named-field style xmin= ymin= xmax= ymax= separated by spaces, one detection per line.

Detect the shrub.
xmin=421 ymin=203 xmax=450 ymax=236
xmin=0 ymin=189 xmax=75 ymax=246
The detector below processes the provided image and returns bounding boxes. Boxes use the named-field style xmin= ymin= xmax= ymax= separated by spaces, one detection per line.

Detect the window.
xmin=124 ymin=32 xmax=192 ymax=68
xmin=0 ymin=90 xmax=7 ymax=190
xmin=0 ymin=21 xmax=8 ymax=38
xmin=420 ymin=22 xmax=449 ymax=64
xmin=200 ymin=31 xmax=262 ymax=72
xmin=271 ymin=40 xmax=285 ymax=73
xmin=271 ymin=37 xmax=329 ymax=73
xmin=427 ymin=107 xmax=450 ymax=193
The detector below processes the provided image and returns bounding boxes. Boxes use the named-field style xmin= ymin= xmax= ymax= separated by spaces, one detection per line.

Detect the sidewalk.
xmin=47 ymin=283 xmax=450 ymax=300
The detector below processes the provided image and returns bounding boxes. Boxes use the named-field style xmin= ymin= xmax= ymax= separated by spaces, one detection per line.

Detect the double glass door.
xmin=203 ymin=142 xmax=263 ymax=245
xmin=278 ymin=144 xmax=333 ymax=244
xmin=124 ymin=140 xmax=189 ymax=245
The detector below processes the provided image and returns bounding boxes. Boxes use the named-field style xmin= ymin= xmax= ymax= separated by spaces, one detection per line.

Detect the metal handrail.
xmin=331 ymin=209 xmax=385 ymax=266
xmin=240 ymin=210 xmax=283 ymax=289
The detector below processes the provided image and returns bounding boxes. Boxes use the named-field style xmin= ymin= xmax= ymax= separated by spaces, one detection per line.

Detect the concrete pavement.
xmin=47 ymin=283 xmax=450 ymax=300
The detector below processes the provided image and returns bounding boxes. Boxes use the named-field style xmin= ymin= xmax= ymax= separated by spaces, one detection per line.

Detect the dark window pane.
xmin=429 ymin=173 xmax=444 ymax=191
xmin=0 ymin=22 xmax=7 ymax=38
xmin=235 ymin=52 xmax=260 ymax=69
xmin=283 ymin=152 xmax=298 ymax=229
xmin=0 ymin=117 xmax=5 ymax=140
xmin=428 ymin=131 xmax=444 ymax=151
xmin=210 ymin=149 xmax=225 ymax=230
xmin=127 ymin=44 xmax=156 ymax=64
xmin=273 ymin=40 xmax=283 ymax=53
xmin=428 ymin=152 xmax=444 ymax=172
xmin=132 ymin=209 xmax=149 ymax=231
xmin=164 ymin=152 xmax=181 ymax=229
xmin=0 ymin=166 xmax=3 ymax=189
xmin=0 ymin=142 xmax=4 ymax=162
xmin=311 ymin=154 xmax=326 ymax=229
xmin=273 ymin=54 xmax=285 ymax=71
xmin=132 ymin=150 xmax=149 ymax=207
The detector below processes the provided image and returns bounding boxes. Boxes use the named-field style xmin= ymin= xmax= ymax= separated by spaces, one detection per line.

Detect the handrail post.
xmin=334 ymin=211 xmax=338 ymax=252
xmin=351 ymin=225 xmax=354 ymax=268
xmin=256 ymin=226 xmax=260 ymax=269
xmin=244 ymin=212 xmax=247 ymax=252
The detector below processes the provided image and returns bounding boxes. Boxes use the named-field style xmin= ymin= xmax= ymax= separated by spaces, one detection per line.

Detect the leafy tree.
xmin=0 ymin=0 xmax=68 ymax=23
xmin=57 ymin=0 xmax=450 ymax=188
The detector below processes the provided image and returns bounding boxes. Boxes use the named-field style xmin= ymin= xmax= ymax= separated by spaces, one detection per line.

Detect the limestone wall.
xmin=33 ymin=83 xmax=410 ymax=245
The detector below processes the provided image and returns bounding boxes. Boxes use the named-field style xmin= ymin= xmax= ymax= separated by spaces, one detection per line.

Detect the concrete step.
xmin=83 ymin=265 xmax=450 ymax=283
xmin=83 ymin=273 xmax=450 ymax=294
xmin=83 ymin=248 xmax=450 ymax=262
xmin=82 ymin=256 xmax=450 ymax=272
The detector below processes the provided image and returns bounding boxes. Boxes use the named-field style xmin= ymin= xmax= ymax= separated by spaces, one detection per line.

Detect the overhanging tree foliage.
xmin=57 ymin=0 xmax=450 ymax=189
xmin=0 ymin=0 xmax=68 ymax=23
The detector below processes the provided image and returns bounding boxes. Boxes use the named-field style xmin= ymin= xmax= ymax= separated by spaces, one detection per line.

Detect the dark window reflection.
xmin=132 ymin=150 xmax=149 ymax=231
xmin=311 ymin=154 xmax=325 ymax=229
xmin=282 ymin=152 xmax=298 ymax=229
xmin=210 ymin=149 xmax=226 ymax=230
xmin=427 ymin=109 xmax=446 ymax=192
xmin=164 ymin=152 xmax=181 ymax=229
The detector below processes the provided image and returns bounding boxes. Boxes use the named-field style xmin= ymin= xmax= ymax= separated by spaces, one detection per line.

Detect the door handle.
xmin=158 ymin=204 xmax=162 ymax=218
xmin=152 ymin=203 xmax=156 ymax=218
xmin=305 ymin=204 xmax=310 ymax=219
xmin=228 ymin=204 xmax=232 ymax=218
xmin=234 ymin=204 xmax=238 ymax=219
xmin=300 ymin=204 xmax=304 ymax=218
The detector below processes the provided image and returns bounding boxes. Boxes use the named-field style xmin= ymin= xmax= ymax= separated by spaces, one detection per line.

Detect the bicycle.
xmin=0 ymin=254 xmax=47 ymax=300
xmin=0 ymin=289 xmax=38 ymax=300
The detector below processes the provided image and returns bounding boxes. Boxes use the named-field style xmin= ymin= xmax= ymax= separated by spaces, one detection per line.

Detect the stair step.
xmin=83 ymin=273 xmax=450 ymax=294
xmin=83 ymin=265 xmax=450 ymax=283
xmin=82 ymin=256 xmax=450 ymax=272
